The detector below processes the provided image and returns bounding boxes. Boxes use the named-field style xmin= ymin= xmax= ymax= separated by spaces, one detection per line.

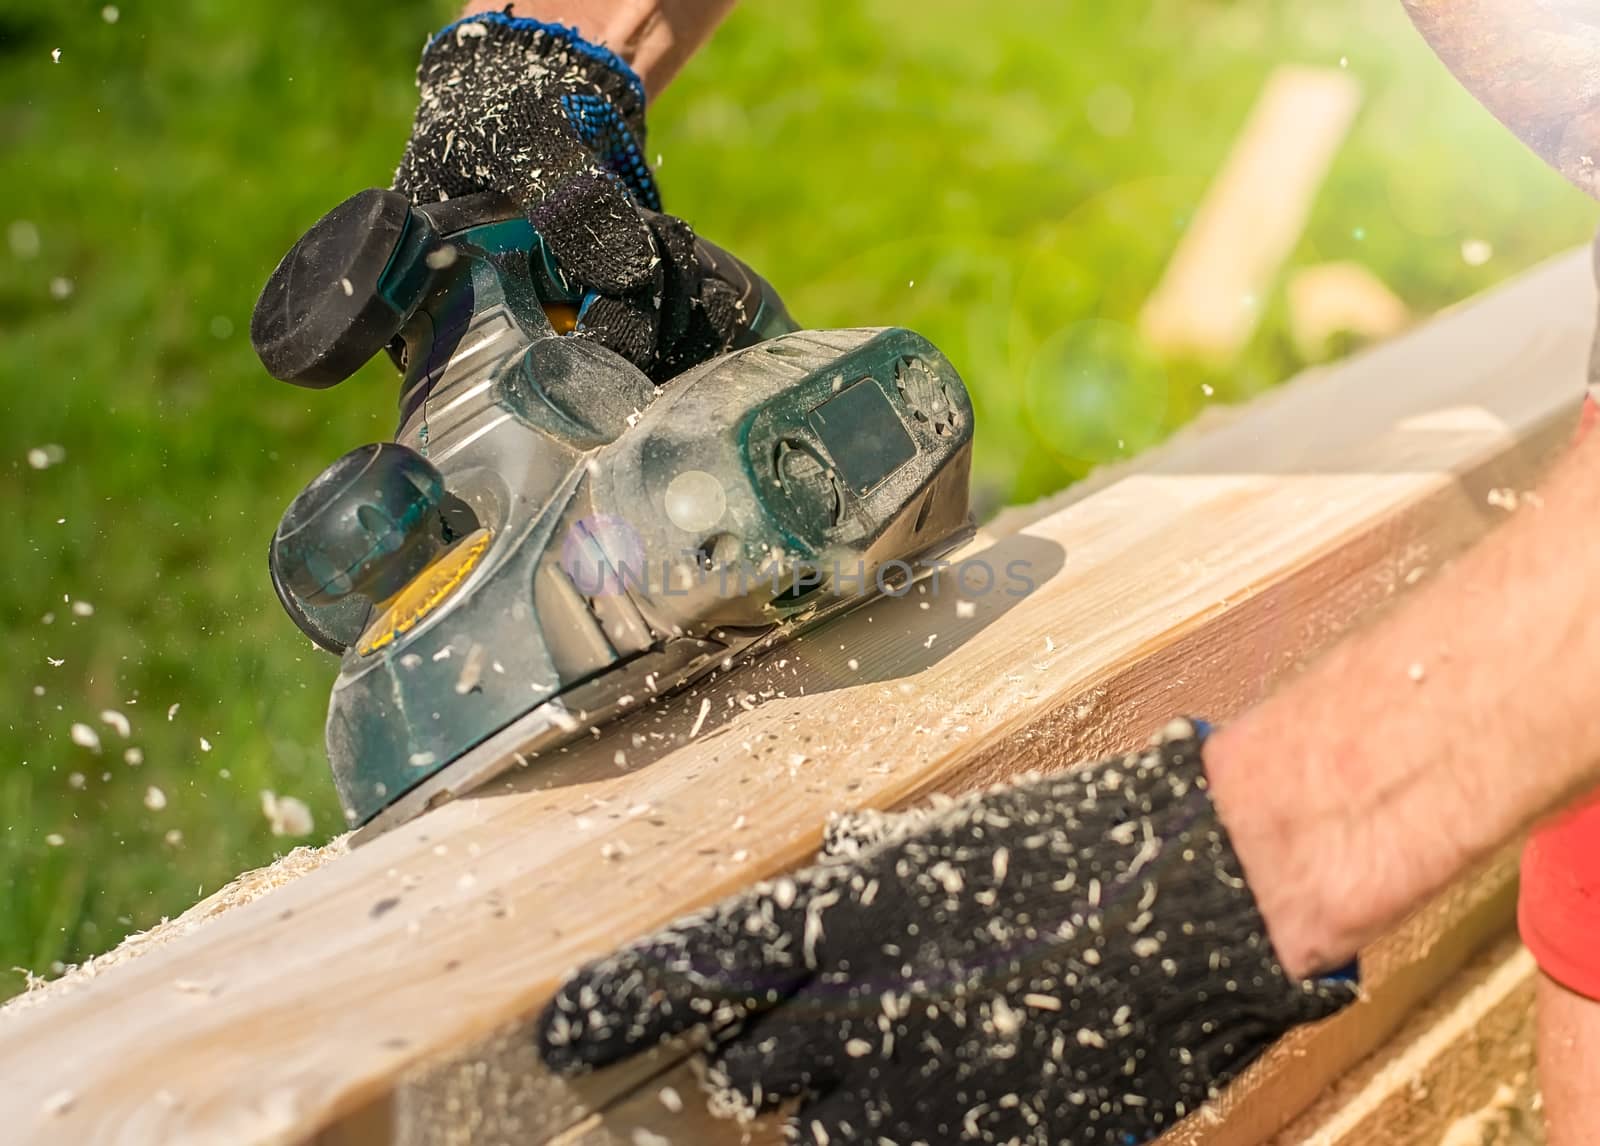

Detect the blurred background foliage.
xmin=0 ymin=0 xmax=1594 ymax=998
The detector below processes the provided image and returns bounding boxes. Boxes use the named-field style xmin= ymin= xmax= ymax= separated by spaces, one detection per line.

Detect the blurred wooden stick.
xmin=1141 ymin=66 xmax=1362 ymax=361
xmin=1287 ymin=260 xmax=1411 ymax=359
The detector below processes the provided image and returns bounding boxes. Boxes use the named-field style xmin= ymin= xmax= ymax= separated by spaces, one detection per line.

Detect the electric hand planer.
xmin=250 ymin=188 xmax=975 ymax=838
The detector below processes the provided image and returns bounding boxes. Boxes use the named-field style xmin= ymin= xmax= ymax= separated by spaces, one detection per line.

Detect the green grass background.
xmin=1 ymin=0 xmax=1594 ymax=997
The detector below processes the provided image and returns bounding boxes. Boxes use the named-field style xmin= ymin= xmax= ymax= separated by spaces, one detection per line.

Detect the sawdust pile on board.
xmin=1263 ymin=930 xmax=1543 ymax=1146
xmin=1436 ymin=1077 xmax=1543 ymax=1146
xmin=0 ymin=836 xmax=348 ymax=1024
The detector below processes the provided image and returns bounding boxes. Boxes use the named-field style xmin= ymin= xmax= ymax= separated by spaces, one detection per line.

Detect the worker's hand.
xmin=394 ymin=12 xmax=745 ymax=382
xmin=537 ymin=719 xmax=1358 ymax=1144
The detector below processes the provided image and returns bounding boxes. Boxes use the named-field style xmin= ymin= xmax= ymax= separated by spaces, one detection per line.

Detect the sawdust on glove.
xmin=395 ymin=11 xmax=745 ymax=382
xmin=538 ymin=718 xmax=1358 ymax=1145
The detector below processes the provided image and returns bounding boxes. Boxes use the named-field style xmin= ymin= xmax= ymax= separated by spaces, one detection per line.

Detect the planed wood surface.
xmin=0 ymin=249 xmax=1591 ymax=1146
xmin=1140 ymin=66 xmax=1362 ymax=360
xmin=1269 ymin=936 xmax=1540 ymax=1146
xmin=1165 ymin=851 xmax=1520 ymax=1146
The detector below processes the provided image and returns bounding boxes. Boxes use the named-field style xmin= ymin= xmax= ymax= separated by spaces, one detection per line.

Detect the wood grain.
xmin=1270 ymin=936 xmax=1539 ymax=1146
xmin=0 ymin=250 xmax=1589 ymax=1146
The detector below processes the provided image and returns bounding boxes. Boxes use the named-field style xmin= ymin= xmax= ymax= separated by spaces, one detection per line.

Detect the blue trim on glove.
xmin=431 ymin=11 xmax=649 ymax=107
xmin=574 ymin=289 xmax=603 ymax=331
xmin=559 ymin=92 xmax=661 ymax=209
xmin=1322 ymin=958 xmax=1361 ymax=985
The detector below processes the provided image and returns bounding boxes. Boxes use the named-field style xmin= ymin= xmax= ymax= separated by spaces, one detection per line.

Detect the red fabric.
xmin=1517 ymin=393 xmax=1600 ymax=1000
xmin=1521 ymin=796 xmax=1600 ymax=1000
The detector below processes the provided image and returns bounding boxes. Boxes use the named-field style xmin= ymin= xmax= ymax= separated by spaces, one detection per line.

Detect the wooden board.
xmin=0 ymin=248 xmax=1591 ymax=1146
xmin=1270 ymin=936 xmax=1539 ymax=1146
xmin=1140 ymin=66 xmax=1362 ymax=360
xmin=1162 ymin=850 xmax=1520 ymax=1146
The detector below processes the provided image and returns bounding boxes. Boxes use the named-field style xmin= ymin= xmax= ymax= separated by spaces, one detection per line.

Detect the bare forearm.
xmin=1400 ymin=0 xmax=1600 ymax=198
xmin=1207 ymin=428 xmax=1600 ymax=978
xmin=462 ymin=0 xmax=736 ymax=95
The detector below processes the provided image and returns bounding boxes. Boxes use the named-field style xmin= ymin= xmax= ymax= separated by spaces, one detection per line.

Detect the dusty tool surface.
xmin=0 ymin=250 xmax=1590 ymax=1146
xmin=255 ymin=189 xmax=975 ymax=834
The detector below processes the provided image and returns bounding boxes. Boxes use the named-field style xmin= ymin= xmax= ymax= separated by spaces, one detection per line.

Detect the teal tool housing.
xmin=251 ymin=188 xmax=976 ymax=836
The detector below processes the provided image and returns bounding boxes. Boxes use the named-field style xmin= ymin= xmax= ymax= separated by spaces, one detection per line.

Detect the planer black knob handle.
xmin=270 ymin=442 xmax=452 ymax=653
xmin=251 ymin=189 xmax=420 ymax=388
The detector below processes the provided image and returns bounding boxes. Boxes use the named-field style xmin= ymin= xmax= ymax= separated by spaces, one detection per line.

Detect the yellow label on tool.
xmin=358 ymin=528 xmax=493 ymax=655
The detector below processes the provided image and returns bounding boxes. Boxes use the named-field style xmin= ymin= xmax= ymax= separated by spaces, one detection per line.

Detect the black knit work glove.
xmin=395 ymin=11 xmax=745 ymax=381
xmin=537 ymin=720 xmax=1358 ymax=1145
